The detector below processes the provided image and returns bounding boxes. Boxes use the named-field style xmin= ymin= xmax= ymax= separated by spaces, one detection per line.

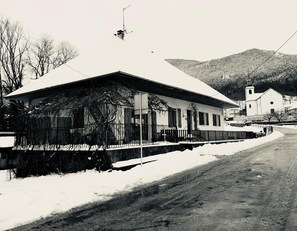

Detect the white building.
xmin=7 ymin=38 xmax=239 ymax=147
xmin=245 ymin=86 xmax=284 ymax=116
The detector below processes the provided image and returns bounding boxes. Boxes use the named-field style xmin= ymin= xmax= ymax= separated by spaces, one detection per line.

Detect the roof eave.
xmin=7 ymin=71 xmax=238 ymax=109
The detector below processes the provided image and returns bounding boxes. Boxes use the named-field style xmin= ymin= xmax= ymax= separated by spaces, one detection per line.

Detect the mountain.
xmin=166 ymin=49 xmax=297 ymax=100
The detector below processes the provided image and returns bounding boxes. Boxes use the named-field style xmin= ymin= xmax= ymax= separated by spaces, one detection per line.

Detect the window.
xmin=270 ymin=101 xmax=274 ymax=105
xmin=0 ymin=152 xmax=7 ymax=159
xmin=213 ymin=114 xmax=221 ymax=126
xmin=168 ymin=107 xmax=177 ymax=127
xmin=177 ymin=109 xmax=182 ymax=128
xmin=124 ymin=108 xmax=135 ymax=124
xmin=249 ymin=89 xmax=252 ymax=94
xmin=271 ymin=109 xmax=275 ymax=114
xmin=199 ymin=112 xmax=209 ymax=125
xmin=249 ymin=104 xmax=252 ymax=108
xmin=168 ymin=107 xmax=181 ymax=128
xmin=73 ymin=108 xmax=84 ymax=128
xmin=194 ymin=110 xmax=198 ymax=130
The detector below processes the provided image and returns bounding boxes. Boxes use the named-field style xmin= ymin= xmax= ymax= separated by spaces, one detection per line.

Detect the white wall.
xmin=246 ymin=100 xmax=258 ymax=116
xmin=245 ymin=86 xmax=255 ymax=100
xmin=157 ymin=95 xmax=224 ymax=131
xmin=259 ymin=89 xmax=284 ymax=114
xmin=26 ymin=93 xmax=225 ymax=131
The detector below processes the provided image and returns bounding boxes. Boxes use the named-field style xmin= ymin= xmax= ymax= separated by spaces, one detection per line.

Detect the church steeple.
xmin=245 ymin=86 xmax=255 ymax=100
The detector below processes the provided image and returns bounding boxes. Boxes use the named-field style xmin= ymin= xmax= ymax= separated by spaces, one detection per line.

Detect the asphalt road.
xmin=13 ymin=127 xmax=297 ymax=231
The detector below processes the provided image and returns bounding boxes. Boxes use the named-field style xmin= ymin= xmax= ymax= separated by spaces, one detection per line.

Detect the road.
xmin=14 ymin=127 xmax=297 ymax=231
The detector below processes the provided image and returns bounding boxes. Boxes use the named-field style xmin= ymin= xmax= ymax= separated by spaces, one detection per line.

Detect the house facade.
xmin=8 ymin=38 xmax=239 ymax=148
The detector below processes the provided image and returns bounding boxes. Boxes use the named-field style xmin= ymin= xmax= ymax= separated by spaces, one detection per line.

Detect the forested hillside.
xmin=167 ymin=49 xmax=297 ymax=100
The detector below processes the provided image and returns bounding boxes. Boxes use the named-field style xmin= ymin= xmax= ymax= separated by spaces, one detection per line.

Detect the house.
xmin=7 ymin=38 xmax=239 ymax=149
xmin=286 ymin=103 xmax=297 ymax=115
xmin=245 ymin=86 xmax=284 ymax=116
xmin=284 ymin=95 xmax=297 ymax=115
xmin=224 ymin=100 xmax=245 ymax=120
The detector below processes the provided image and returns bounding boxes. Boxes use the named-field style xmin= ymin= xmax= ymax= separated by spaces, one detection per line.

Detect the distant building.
xmin=224 ymin=100 xmax=245 ymax=120
xmin=245 ymin=86 xmax=284 ymax=116
xmin=283 ymin=95 xmax=297 ymax=111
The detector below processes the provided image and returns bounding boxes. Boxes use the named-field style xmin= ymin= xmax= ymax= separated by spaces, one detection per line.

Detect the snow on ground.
xmin=0 ymin=129 xmax=283 ymax=231
xmin=224 ymin=124 xmax=262 ymax=132
xmin=275 ymin=125 xmax=297 ymax=129
xmin=0 ymin=136 xmax=15 ymax=148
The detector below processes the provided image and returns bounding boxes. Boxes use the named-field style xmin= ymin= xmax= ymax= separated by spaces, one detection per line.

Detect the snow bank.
xmin=0 ymin=131 xmax=283 ymax=230
xmin=192 ymin=131 xmax=283 ymax=156
xmin=0 ymin=136 xmax=15 ymax=148
xmin=224 ymin=124 xmax=262 ymax=132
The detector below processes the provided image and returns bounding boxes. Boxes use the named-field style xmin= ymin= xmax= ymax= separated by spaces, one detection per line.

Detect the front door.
xmin=187 ymin=110 xmax=192 ymax=134
xmin=135 ymin=114 xmax=148 ymax=140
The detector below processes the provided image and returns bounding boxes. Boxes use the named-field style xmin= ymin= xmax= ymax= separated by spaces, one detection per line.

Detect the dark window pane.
xmin=199 ymin=112 xmax=204 ymax=125
xmin=73 ymin=108 xmax=84 ymax=128
xmin=177 ymin=109 xmax=182 ymax=128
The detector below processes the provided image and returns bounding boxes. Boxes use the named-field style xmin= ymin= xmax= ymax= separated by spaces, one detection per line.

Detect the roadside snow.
xmin=0 ymin=130 xmax=283 ymax=231
xmin=0 ymin=136 xmax=15 ymax=148
xmin=276 ymin=125 xmax=297 ymax=129
xmin=224 ymin=124 xmax=262 ymax=132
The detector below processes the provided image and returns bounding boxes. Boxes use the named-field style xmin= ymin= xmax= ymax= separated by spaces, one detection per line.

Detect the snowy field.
xmin=0 ymin=129 xmax=284 ymax=230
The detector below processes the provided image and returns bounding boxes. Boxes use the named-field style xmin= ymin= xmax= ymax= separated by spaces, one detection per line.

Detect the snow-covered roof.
xmin=7 ymin=38 xmax=237 ymax=107
xmin=246 ymin=88 xmax=284 ymax=102
xmin=287 ymin=103 xmax=297 ymax=111
xmin=246 ymin=93 xmax=264 ymax=101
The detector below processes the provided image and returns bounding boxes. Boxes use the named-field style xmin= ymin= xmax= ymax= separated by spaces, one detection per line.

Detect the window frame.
xmin=199 ymin=112 xmax=209 ymax=126
xmin=213 ymin=114 xmax=221 ymax=127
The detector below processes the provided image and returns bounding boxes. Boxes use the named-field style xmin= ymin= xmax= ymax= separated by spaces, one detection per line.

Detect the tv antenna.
xmin=115 ymin=5 xmax=133 ymax=40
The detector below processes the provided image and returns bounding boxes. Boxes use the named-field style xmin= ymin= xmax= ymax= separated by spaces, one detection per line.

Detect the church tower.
xmin=245 ymin=86 xmax=255 ymax=100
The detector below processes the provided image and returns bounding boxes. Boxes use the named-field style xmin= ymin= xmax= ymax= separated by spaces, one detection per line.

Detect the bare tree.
xmin=0 ymin=18 xmax=29 ymax=94
xmin=27 ymin=38 xmax=78 ymax=79
xmin=263 ymin=112 xmax=274 ymax=123
xmin=0 ymin=18 xmax=29 ymax=130
xmin=273 ymin=110 xmax=287 ymax=123
xmin=52 ymin=41 xmax=78 ymax=68
xmin=27 ymin=35 xmax=54 ymax=79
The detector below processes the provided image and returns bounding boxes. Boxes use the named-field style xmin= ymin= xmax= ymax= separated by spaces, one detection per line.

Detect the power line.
xmin=248 ymin=30 xmax=297 ymax=78
xmin=64 ymin=63 xmax=89 ymax=77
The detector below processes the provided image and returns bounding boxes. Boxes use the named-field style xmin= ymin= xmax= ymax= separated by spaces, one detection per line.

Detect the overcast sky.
xmin=1 ymin=0 xmax=297 ymax=61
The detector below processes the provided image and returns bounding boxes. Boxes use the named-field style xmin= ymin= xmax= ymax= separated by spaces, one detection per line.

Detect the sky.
xmin=0 ymin=0 xmax=297 ymax=61
xmin=0 ymin=126 xmax=285 ymax=230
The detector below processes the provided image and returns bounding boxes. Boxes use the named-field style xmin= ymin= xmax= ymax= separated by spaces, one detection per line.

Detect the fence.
xmin=156 ymin=127 xmax=256 ymax=143
xmin=15 ymin=122 xmax=258 ymax=149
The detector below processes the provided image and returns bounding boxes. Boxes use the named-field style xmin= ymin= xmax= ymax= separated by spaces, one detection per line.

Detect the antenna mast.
xmin=123 ymin=5 xmax=131 ymax=33
xmin=115 ymin=5 xmax=132 ymax=40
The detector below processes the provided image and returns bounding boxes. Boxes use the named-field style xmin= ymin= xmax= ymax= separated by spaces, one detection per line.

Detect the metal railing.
xmin=15 ymin=122 xmax=259 ymax=149
xmin=156 ymin=127 xmax=256 ymax=143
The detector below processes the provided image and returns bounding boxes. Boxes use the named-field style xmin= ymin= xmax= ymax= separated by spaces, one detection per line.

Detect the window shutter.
xmin=218 ymin=115 xmax=221 ymax=126
xmin=199 ymin=112 xmax=204 ymax=125
xmin=177 ymin=109 xmax=182 ymax=128
xmin=213 ymin=114 xmax=217 ymax=126
xmin=168 ymin=107 xmax=173 ymax=127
